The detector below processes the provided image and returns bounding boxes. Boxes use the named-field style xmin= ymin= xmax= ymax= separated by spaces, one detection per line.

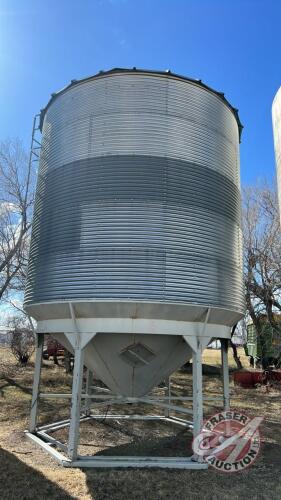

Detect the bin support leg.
xmin=30 ymin=333 xmax=44 ymax=432
xmin=221 ymin=339 xmax=230 ymax=410
xmin=84 ymin=369 xmax=93 ymax=416
xmin=164 ymin=377 xmax=171 ymax=417
xmin=68 ymin=343 xmax=84 ymax=460
xmin=192 ymin=341 xmax=203 ymax=439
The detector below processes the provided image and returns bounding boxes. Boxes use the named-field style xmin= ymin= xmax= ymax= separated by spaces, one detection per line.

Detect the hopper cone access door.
xmin=52 ymin=332 xmax=193 ymax=397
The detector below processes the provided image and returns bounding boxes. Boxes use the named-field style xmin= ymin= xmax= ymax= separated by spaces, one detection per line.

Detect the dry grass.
xmin=0 ymin=346 xmax=281 ymax=500
xmin=203 ymin=346 xmax=249 ymax=369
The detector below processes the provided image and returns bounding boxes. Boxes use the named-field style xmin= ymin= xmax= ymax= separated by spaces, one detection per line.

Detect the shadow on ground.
xmin=0 ymin=447 xmax=75 ymax=500
xmin=82 ymin=426 xmax=281 ymax=500
xmin=0 ymin=376 xmax=32 ymax=395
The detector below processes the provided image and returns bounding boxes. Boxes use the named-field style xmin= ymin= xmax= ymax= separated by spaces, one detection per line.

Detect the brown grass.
xmin=0 ymin=347 xmax=281 ymax=500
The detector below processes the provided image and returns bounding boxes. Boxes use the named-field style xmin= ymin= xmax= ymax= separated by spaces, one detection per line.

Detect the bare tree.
xmin=230 ymin=325 xmax=243 ymax=369
xmin=243 ymin=183 xmax=281 ymax=335
xmin=64 ymin=350 xmax=74 ymax=373
xmin=0 ymin=139 xmax=35 ymax=301
xmin=8 ymin=316 xmax=35 ymax=365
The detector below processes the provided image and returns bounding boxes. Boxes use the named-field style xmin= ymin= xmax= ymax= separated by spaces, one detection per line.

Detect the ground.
xmin=0 ymin=347 xmax=280 ymax=500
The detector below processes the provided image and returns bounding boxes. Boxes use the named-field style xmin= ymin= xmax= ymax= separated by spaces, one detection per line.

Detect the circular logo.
xmin=192 ymin=410 xmax=263 ymax=473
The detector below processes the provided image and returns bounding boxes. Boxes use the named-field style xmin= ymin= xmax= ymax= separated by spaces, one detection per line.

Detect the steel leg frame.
xmin=221 ymin=339 xmax=230 ymax=410
xmin=26 ymin=346 xmax=208 ymax=469
xmin=25 ymin=412 xmax=208 ymax=469
xmin=25 ymin=391 xmax=210 ymax=469
xmin=164 ymin=377 xmax=171 ymax=418
xmin=24 ymin=427 xmax=208 ymax=468
xmin=84 ymin=369 xmax=93 ymax=416
xmin=192 ymin=340 xmax=203 ymax=440
xmin=25 ymin=328 xmax=230 ymax=469
xmin=26 ymin=376 xmax=201 ymax=468
xmin=29 ymin=333 xmax=44 ymax=432
xmin=67 ymin=342 xmax=85 ymax=460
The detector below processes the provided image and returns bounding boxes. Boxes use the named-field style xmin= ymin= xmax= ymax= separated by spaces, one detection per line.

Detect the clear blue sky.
xmin=0 ymin=0 xmax=280 ymax=185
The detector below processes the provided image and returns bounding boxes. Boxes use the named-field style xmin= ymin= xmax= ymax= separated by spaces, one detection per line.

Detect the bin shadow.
xmin=0 ymin=446 xmax=75 ymax=500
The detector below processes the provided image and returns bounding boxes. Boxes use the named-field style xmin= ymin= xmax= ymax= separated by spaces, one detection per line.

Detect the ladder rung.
xmin=28 ymin=113 xmax=42 ymax=171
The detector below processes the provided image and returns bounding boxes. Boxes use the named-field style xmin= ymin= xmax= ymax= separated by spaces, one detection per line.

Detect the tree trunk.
xmin=64 ymin=350 xmax=73 ymax=373
xmin=230 ymin=339 xmax=243 ymax=369
xmin=230 ymin=324 xmax=243 ymax=369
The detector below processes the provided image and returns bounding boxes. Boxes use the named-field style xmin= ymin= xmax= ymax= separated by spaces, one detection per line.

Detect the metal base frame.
xmin=25 ymin=413 xmax=208 ymax=469
xmin=26 ymin=322 xmax=230 ymax=469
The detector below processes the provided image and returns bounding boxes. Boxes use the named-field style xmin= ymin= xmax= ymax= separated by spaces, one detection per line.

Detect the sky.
xmin=0 ymin=0 xmax=280 ymax=326
xmin=0 ymin=0 xmax=280 ymax=186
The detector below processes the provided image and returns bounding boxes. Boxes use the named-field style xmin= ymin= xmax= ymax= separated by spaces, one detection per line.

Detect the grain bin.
xmin=24 ymin=68 xmax=244 ymax=398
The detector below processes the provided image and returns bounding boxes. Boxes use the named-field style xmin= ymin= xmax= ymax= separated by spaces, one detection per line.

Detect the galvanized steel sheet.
xmin=25 ymin=70 xmax=244 ymax=318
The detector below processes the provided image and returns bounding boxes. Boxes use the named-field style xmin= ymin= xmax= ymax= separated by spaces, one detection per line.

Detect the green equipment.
xmin=245 ymin=317 xmax=281 ymax=367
